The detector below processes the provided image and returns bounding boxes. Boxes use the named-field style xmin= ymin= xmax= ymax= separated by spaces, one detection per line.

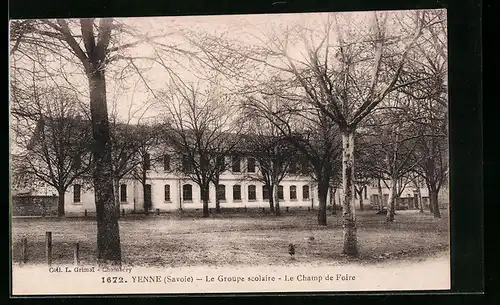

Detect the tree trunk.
xmin=317 ymin=182 xmax=328 ymax=226
xmin=414 ymin=180 xmax=424 ymax=213
xmin=341 ymin=129 xmax=358 ymax=256
xmin=202 ymin=184 xmax=209 ymax=218
xmin=268 ymin=197 xmax=274 ymax=213
xmin=429 ymin=187 xmax=441 ymax=218
xmin=273 ymin=184 xmax=280 ymax=216
xmin=358 ymin=190 xmax=364 ymax=211
xmin=377 ymin=178 xmax=384 ymax=211
xmin=386 ymin=176 xmax=397 ymax=222
xmin=330 ymin=187 xmax=337 ymax=215
xmin=88 ymin=71 xmax=121 ymax=265
xmin=57 ymin=188 xmax=65 ymax=217
xmin=214 ymin=181 xmax=221 ymax=213
xmin=113 ymin=177 xmax=120 ymax=218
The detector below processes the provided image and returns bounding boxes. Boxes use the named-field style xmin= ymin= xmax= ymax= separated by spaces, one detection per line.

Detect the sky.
xmin=9 ymin=9 xmax=446 ymax=126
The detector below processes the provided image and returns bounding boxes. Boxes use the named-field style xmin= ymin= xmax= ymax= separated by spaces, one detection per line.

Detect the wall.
xmin=12 ymin=195 xmax=59 ymax=216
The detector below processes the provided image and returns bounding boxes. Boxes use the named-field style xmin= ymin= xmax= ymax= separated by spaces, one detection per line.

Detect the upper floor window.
xmin=290 ymin=185 xmax=297 ymax=200
xmin=120 ymin=184 xmax=127 ymax=202
xmin=163 ymin=155 xmax=170 ymax=172
xmin=247 ymin=158 xmax=256 ymax=173
xmin=232 ymin=156 xmax=241 ymax=173
xmin=248 ymin=185 xmax=256 ymax=201
xmin=183 ymin=184 xmax=193 ymax=201
xmin=288 ymin=159 xmax=297 ymax=174
xmin=182 ymin=154 xmax=192 ymax=172
xmin=73 ymin=184 xmax=81 ymax=203
xmin=233 ymin=185 xmax=241 ymax=201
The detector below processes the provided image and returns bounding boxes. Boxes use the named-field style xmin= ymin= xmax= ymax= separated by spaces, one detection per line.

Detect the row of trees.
xmin=10 ymin=10 xmax=448 ymax=264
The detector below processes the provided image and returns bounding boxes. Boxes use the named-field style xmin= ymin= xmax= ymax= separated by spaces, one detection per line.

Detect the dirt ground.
xmin=11 ymin=209 xmax=449 ymax=267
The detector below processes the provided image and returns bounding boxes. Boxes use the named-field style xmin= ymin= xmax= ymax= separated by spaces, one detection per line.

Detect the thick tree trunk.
xmin=268 ymin=197 xmax=274 ymax=213
xmin=317 ymin=182 xmax=328 ymax=226
xmin=273 ymin=184 xmax=280 ymax=216
xmin=113 ymin=178 xmax=120 ymax=218
xmin=57 ymin=188 xmax=65 ymax=217
xmin=377 ymin=179 xmax=384 ymax=211
xmin=341 ymin=129 xmax=358 ymax=256
xmin=429 ymin=187 xmax=441 ymax=218
xmin=359 ymin=191 xmax=364 ymax=211
xmin=88 ymin=71 xmax=121 ymax=265
xmin=386 ymin=176 xmax=397 ymax=222
xmin=214 ymin=181 xmax=221 ymax=213
xmin=202 ymin=184 xmax=210 ymax=218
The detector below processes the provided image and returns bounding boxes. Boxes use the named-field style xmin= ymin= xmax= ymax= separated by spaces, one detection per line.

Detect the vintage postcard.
xmin=9 ymin=9 xmax=450 ymax=295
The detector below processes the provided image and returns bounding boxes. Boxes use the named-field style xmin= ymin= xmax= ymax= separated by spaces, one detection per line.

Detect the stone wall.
xmin=12 ymin=195 xmax=59 ymax=216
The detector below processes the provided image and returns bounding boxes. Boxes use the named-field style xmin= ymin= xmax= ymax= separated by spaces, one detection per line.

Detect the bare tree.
xmin=9 ymin=17 xmax=192 ymax=264
xmin=11 ymin=86 xmax=92 ymax=217
xmin=234 ymin=11 xmax=429 ymax=255
xmin=159 ymin=79 xmax=242 ymax=217
xmin=243 ymin=89 xmax=341 ymax=224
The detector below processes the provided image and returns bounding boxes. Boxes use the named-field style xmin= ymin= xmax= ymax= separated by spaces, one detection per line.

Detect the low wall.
xmin=12 ymin=195 xmax=59 ymax=216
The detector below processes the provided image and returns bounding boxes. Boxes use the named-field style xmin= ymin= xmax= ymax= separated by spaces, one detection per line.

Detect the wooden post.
xmin=308 ymin=207 xmax=310 ymax=212
xmin=73 ymin=242 xmax=80 ymax=265
xmin=45 ymin=231 xmax=52 ymax=266
xmin=156 ymin=208 xmax=160 ymax=215
xmin=21 ymin=237 xmax=28 ymax=264
xmin=84 ymin=209 xmax=87 ymax=217
xmin=262 ymin=207 xmax=265 ymax=213
xmin=286 ymin=207 xmax=289 ymax=212
xmin=122 ymin=208 xmax=125 ymax=216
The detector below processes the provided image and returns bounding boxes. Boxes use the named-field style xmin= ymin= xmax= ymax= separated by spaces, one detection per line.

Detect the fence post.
xmin=156 ymin=208 xmax=160 ymax=215
xmin=286 ymin=207 xmax=289 ymax=213
xmin=46 ymin=231 xmax=52 ymax=266
xmin=122 ymin=209 xmax=125 ymax=217
xmin=73 ymin=242 xmax=80 ymax=266
xmin=21 ymin=237 xmax=28 ymax=264
xmin=84 ymin=209 xmax=87 ymax=217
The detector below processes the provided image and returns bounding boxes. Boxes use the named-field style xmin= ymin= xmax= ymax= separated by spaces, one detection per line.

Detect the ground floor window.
xmin=73 ymin=184 xmax=81 ymax=203
xmin=217 ymin=184 xmax=226 ymax=201
xmin=278 ymin=185 xmax=284 ymax=200
xmin=120 ymin=184 xmax=127 ymax=202
xmin=263 ymin=185 xmax=270 ymax=200
xmin=183 ymin=184 xmax=192 ymax=201
xmin=303 ymin=185 xmax=310 ymax=200
xmin=248 ymin=185 xmax=256 ymax=201
xmin=164 ymin=184 xmax=170 ymax=202
xmin=233 ymin=185 xmax=241 ymax=201
xmin=290 ymin=185 xmax=297 ymax=200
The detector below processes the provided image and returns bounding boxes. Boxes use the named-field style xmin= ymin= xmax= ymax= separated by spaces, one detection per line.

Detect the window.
xmin=288 ymin=159 xmax=297 ymax=174
xmin=73 ymin=184 xmax=81 ymax=203
xmin=290 ymin=185 xmax=297 ymax=200
xmin=248 ymin=185 xmax=256 ymax=201
xmin=163 ymin=155 xmax=170 ymax=171
xmin=278 ymin=185 xmax=284 ymax=200
xmin=164 ymin=184 xmax=171 ymax=202
xmin=120 ymin=184 xmax=127 ymax=202
xmin=303 ymin=185 xmax=310 ymax=200
xmin=262 ymin=185 xmax=270 ymax=200
xmin=232 ymin=156 xmax=241 ymax=172
xmin=233 ymin=185 xmax=241 ymax=201
xmin=183 ymin=184 xmax=192 ymax=201
xmin=182 ymin=154 xmax=192 ymax=172
xmin=217 ymin=184 xmax=226 ymax=201
xmin=144 ymin=153 xmax=151 ymax=170
xmin=247 ymin=158 xmax=256 ymax=173
xmin=216 ymin=156 xmax=226 ymax=169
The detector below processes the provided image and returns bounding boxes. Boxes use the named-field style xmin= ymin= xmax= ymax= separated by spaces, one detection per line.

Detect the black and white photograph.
xmin=9 ymin=9 xmax=451 ymax=295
